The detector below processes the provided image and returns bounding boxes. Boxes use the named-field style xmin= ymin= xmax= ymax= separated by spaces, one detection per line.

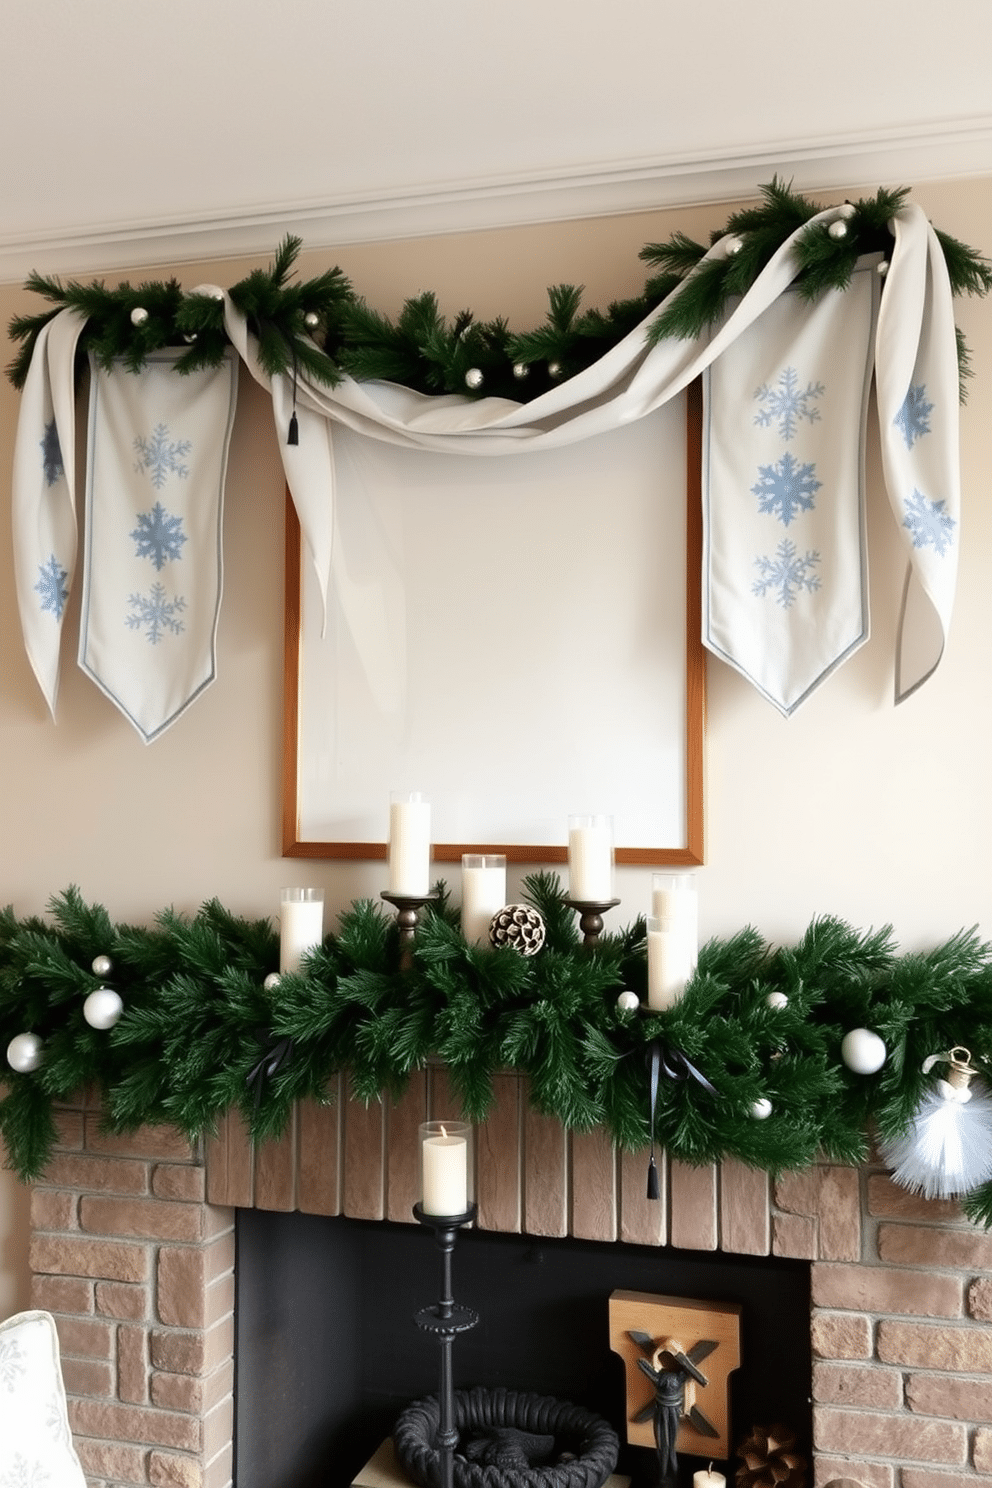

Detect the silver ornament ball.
xmin=765 ymin=991 xmax=789 ymax=1011
xmin=264 ymin=972 xmax=282 ymax=992
xmin=465 ymin=368 xmax=484 ymax=391
xmin=7 ymin=1032 xmax=43 ymax=1073
xmin=841 ymin=1027 xmax=887 ymax=1074
xmin=512 ymin=362 xmax=530 ymax=381
xmin=91 ymin=954 xmax=112 ymax=977
xmin=750 ymin=1097 xmax=773 ymax=1120
xmin=724 ymin=236 xmax=744 ymax=257
xmin=617 ymin=990 xmax=641 ymax=1013
xmin=83 ymin=988 xmax=124 ymax=1031
xmin=547 ymin=361 xmax=563 ymax=380
xmin=130 ymin=307 xmax=149 ymax=327
xmin=828 ymin=220 xmax=849 ymax=240
xmin=304 ymin=311 xmax=320 ymax=329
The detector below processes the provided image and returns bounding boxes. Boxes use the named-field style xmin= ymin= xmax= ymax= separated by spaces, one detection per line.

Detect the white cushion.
xmin=0 ymin=1310 xmax=87 ymax=1487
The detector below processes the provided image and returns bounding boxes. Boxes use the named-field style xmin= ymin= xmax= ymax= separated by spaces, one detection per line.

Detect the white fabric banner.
xmin=875 ymin=204 xmax=961 ymax=701
xmin=701 ymin=258 xmax=880 ymax=713
xmin=78 ymin=349 xmax=238 ymax=741
xmin=11 ymin=308 xmax=89 ymax=716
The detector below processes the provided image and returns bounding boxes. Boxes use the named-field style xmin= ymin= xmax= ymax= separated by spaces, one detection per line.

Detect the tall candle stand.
xmin=381 ymin=891 xmax=439 ymax=971
xmin=413 ymin=1202 xmax=479 ymax=1488
xmin=563 ymin=896 xmax=621 ymax=949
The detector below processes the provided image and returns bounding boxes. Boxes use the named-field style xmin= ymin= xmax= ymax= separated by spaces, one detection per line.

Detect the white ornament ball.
xmin=750 ymin=1097 xmax=773 ymax=1120
xmin=617 ymin=990 xmax=640 ymax=1013
xmin=264 ymin=972 xmax=282 ymax=992
xmin=91 ymin=954 xmax=112 ymax=977
xmin=547 ymin=361 xmax=563 ymax=379
xmin=828 ymin=219 xmax=849 ymax=240
xmin=841 ymin=1027 xmax=887 ymax=1074
xmin=513 ymin=362 xmax=530 ymax=380
xmin=837 ymin=201 xmax=857 ymax=219
xmin=130 ymin=307 xmax=149 ymax=326
xmin=464 ymin=367 xmax=484 ymax=391
xmin=765 ymin=991 xmax=789 ymax=1011
xmin=724 ymin=236 xmax=744 ymax=257
xmin=304 ymin=311 xmax=320 ymax=329
xmin=83 ymin=987 xmax=124 ymax=1030
xmin=7 ymin=1032 xmax=43 ymax=1073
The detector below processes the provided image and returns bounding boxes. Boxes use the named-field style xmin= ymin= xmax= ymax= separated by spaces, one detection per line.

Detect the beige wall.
xmin=1 ymin=176 xmax=990 ymax=1307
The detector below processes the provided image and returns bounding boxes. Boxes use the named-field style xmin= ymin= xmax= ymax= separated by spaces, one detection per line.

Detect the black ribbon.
xmin=246 ymin=1033 xmax=295 ymax=1118
xmin=646 ymin=1039 xmax=717 ymax=1200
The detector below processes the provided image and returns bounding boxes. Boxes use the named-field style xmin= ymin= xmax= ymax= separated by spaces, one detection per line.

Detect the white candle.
xmin=461 ymin=854 xmax=507 ymax=946
xmin=567 ymin=814 xmax=613 ymax=901
xmin=647 ymin=916 xmax=695 ymax=1009
xmin=420 ymin=1122 xmax=469 ymax=1216
xmin=693 ymin=1469 xmax=725 ymax=1488
xmin=388 ymin=792 xmax=431 ymax=895
xmin=279 ymin=888 xmax=324 ymax=974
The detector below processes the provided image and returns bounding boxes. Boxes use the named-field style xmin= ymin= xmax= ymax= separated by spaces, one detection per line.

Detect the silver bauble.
xmin=841 ymin=1027 xmax=887 ymax=1074
xmin=130 ymin=307 xmax=149 ymax=326
xmin=263 ymin=972 xmax=282 ymax=992
xmin=464 ymin=367 xmax=484 ymax=391
xmin=617 ymin=990 xmax=640 ymax=1013
xmin=750 ymin=1097 xmax=773 ymax=1120
xmin=7 ymin=1032 xmax=43 ymax=1073
xmin=83 ymin=988 xmax=124 ymax=1030
xmin=828 ymin=219 xmax=849 ymax=240
xmin=91 ymin=954 xmax=112 ymax=977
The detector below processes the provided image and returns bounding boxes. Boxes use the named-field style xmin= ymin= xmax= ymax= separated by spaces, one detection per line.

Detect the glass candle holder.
xmin=567 ymin=813 xmax=614 ymax=901
xmin=420 ymin=1120 xmax=473 ymax=1217
xmin=388 ymin=791 xmax=432 ymax=896
xmin=279 ymin=887 xmax=324 ymax=974
xmin=646 ymin=913 xmax=695 ymax=1010
xmin=460 ymin=854 xmax=507 ymax=946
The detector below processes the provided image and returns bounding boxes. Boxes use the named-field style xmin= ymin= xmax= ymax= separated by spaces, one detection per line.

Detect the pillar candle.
xmin=420 ymin=1121 xmax=469 ymax=1216
xmin=693 ymin=1469 xmax=726 ymax=1488
xmin=647 ymin=915 xmax=695 ymax=1010
xmin=279 ymin=887 xmax=324 ymax=974
xmin=388 ymin=792 xmax=431 ymax=895
xmin=461 ymin=854 xmax=507 ymax=946
xmin=567 ymin=814 xmax=613 ymax=901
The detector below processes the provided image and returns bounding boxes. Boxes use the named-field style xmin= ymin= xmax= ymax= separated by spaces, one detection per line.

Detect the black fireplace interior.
xmin=235 ymin=1210 xmax=812 ymax=1488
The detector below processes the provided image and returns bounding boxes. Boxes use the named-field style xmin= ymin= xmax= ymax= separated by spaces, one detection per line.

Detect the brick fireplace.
xmin=25 ymin=1067 xmax=992 ymax=1488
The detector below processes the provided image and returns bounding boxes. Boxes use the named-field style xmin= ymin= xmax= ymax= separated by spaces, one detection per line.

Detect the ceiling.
xmin=3 ymin=0 xmax=992 ymax=280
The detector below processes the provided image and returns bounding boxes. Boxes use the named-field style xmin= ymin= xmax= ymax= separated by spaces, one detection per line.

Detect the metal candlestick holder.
xmin=563 ymin=896 xmax=621 ymax=949
xmin=413 ymin=1201 xmax=479 ymax=1488
xmin=381 ymin=891 xmax=440 ymax=971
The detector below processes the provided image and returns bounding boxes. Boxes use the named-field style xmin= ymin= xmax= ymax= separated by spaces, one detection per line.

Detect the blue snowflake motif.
xmin=902 ymin=488 xmax=956 ymax=557
xmin=751 ymin=452 xmax=822 ymax=526
xmin=40 ymin=419 xmax=64 ymax=487
xmin=126 ymin=582 xmax=187 ymax=643
xmin=131 ymin=501 xmax=187 ymax=570
xmin=34 ymin=554 xmax=70 ymax=620
xmin=752 ymin=539 xmax=821 ymax=609
xmin=894 ymin=383 xmax=934 ymax=449
xmin=133 ymin=423 xmax=192 ymax=489
xmin=753 ymin=366 xmax=825 ymax=440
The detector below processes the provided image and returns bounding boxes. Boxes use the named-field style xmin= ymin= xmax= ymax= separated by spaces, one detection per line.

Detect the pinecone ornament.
xmin=735 ymin=1424 xmax=806 ymax=1488
xmin=489 ymin=905 xmax=546 ymax=956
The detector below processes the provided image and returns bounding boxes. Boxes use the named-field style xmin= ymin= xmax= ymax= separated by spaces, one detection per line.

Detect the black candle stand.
xmin=412 ymin=1201 xmax=479 ymax=1488
xmin=562 ymin=896 xmax=621 ymax=949
xmin=381 ymin=890 xmax=440 ymax=971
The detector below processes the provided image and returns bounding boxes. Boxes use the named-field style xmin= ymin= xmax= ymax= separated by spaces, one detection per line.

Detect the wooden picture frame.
xmin=282 ymin=381 xmax=705 ymax=867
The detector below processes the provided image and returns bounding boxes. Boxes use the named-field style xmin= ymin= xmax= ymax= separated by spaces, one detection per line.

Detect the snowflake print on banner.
xmin=131 ymin=501 xmax=187 ymax=570
xmin=894 ymin=383 xmax=934 ymax=449
xmin=903 ymin=488 xmax=956 ymax=557
xmin=753 ymin=365 xmax=825 ymax=440
xmin=39 ymin=420 xmax=64 ymax=487
xmin=133 ymin=423 xmax=192 ymax=490
xmin=34 ymin=554 xmax=69 ymax=621
xmin=753 ymin=539 xmax=821 ymax=609
xmin=751 ymin=451 xmax=822 ymax=526
xmin=0 ymin=1336 xmax=25 ymax=1392
xmin=0 ymin=1452 xmax=47 ymax=1488
xmin=126 ymin=583 xmax=187 ymax=644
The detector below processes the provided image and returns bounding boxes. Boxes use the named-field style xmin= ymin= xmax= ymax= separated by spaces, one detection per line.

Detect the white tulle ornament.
xmin=880 ymin=1048 xmax=992 ymax=1199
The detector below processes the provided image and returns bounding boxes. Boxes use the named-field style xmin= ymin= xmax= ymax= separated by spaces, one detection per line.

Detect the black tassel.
xmin=646 ymin=1153 xmax=660 ymax=1201
xmin=287 ymin=410 xmax=299 ymax=446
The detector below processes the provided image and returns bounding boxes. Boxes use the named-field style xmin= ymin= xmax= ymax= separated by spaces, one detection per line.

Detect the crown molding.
xmin=2 ymin=118 xmax=991 ymax=284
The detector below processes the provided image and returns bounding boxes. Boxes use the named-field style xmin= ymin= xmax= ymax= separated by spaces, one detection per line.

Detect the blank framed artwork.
xmin=282 ymin=381 xmax=704 ymax=867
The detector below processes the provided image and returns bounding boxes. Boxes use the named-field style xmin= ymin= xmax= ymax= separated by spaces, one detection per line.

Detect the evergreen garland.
xmin=2 ymin=879 xmax=992 ymax=1229
xmin=8 ymin=181 xmax=991 ymax=400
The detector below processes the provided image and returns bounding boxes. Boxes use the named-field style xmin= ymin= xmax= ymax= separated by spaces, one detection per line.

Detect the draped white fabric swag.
xmin=10 ymin=202 xmax=960 ymax=731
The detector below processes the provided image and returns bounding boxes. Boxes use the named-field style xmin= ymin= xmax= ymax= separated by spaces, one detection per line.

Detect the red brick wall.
xmin=27 ymin=1072 xmax=992 ymax=1488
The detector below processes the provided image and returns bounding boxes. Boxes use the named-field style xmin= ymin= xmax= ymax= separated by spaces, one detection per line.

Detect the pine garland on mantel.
xmin=3 ymin=877 xmax=992 ymax=1227
xmin=7 ymin=180 xmax=992 ymax=400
